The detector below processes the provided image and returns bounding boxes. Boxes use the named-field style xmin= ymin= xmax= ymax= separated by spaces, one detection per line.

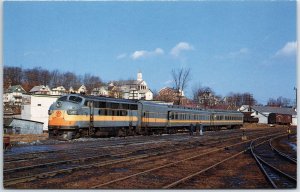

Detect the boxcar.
xmin=268 ymin=113 xmax=292 ymax=125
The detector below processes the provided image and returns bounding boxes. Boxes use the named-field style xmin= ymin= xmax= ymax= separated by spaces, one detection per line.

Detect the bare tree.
xmin=83 ymin=73 xmax=104 ymax=94
xmin=192 ymin=84 xmax=217 ymax=109
xmin=152 ymin=89 xmax=159 ymax=100
xmin=49 ymin=69 xmax=62 ymax=87
xmin=3 ymin=66 xmax=23 ymax=89
xmin=61 ymin=72 xmax=81 ymax=90
xmin=171 ymin=67 xmax=191 ymax=105
xmin=226 ymin=92 xmax=256 ymax=107
xmin=267 ymin=96 xmax=291 ymax=107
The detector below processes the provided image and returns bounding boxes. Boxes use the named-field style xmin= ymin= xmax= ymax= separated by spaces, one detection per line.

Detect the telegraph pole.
xmin=294 ymin=87 xmax=297 ymax=108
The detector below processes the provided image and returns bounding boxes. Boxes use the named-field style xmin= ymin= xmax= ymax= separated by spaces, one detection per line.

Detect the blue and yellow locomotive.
xmin=48 ymin=94 xmax=243 ymax=140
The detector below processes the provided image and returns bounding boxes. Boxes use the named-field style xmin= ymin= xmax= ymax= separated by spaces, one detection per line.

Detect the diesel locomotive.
xmin=48 ymin=94 xmax=244 ymax=140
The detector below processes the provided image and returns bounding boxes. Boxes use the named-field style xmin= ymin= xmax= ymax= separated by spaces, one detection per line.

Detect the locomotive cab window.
xmin=69 ymin=96 xmax=83 ymax=103
xmin=58 ymin=96 xmax=68 ymax=102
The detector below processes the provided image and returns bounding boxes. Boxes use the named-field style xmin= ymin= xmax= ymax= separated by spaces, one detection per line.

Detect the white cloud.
xmin=131 ymin=48 xmax=164 ymax=60
xmin=116 ymin=53 xmax=127 ymax=60
xmin=164 ymin=79 xmax=173 ymax=85
xmin=170 ymin=42 xmax=194 ymax=57
xmin=275 ymin=41 xmax=297 ymax=57
xmin=228 ymin=48 xmax=249 ymax=57
xmin=214 ymin=47 xmax=249 ymax=60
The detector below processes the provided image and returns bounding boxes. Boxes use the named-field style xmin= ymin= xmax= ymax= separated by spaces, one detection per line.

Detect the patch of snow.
xmin=288 ymin=143 xmax=297 ymax=152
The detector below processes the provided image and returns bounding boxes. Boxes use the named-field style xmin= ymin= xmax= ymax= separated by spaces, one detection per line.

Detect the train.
xmin=268 ymin=113 xmax=292 ymax=125
xmin=48 ymin=94 xmax=244 ymax=140
xmin=242 ymin=112 xmax=259 ymax=123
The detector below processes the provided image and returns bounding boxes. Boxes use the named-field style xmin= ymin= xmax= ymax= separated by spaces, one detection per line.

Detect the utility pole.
xmin=294 ymin=87 xmax=297 ymax=108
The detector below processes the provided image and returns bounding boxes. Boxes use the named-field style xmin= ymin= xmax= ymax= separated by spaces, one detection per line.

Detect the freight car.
xmin=268 ymin=113 xmax=292 ymax=125
xmin=242 ymin=112 xmax=259 ymax=123
xmin=48 ymin=94 xmax=243 ymax=140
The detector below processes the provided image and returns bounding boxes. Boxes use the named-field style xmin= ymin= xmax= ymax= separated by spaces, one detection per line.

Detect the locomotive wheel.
xmin=62 ymin=131 xmax=74 ymax=140
xmin=117 ymin=128 xmax=126 ymax=137
xmin=74 ymin=131 xmax=81 ymax=139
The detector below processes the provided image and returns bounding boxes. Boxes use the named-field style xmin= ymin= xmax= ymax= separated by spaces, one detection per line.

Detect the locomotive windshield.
xmin=57 ymin=95 xmax=83 ymax=104
xmin=58 ymin=96 xmax=68 ymax=101
xmin=68 ymin=96 xmax=83 ymax=103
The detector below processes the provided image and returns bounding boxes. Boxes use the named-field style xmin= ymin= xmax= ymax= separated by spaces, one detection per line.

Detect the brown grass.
xmin=3 ymin=133 xmax=49 ymax=143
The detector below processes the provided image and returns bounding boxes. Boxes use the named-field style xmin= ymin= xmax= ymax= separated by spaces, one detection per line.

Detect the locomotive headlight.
xmin=67 ymin=109 xmax=78 ymax=115
xmin=56 ymin=101 xmax=62 ymax=108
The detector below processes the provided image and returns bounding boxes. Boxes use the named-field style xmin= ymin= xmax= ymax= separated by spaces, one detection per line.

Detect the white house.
xmin=21 ymin=94 xmax=60 ymax=131
xmin=77 ymin=85 xmax=87 ymax=94
xmin=91 ymin=86 xmax=109 ymax=96
xmin=29 ymin=85 xmax=51 ymax=95
xmin=239 ymin=105 xmax=297 ymax=125
xmin=51 ymin=86 xmax=67 ymax=95
xmin=115 ymin=71 xmax=153 ymax=100
xmin=3 ymin=85 xmax=27 ymax=106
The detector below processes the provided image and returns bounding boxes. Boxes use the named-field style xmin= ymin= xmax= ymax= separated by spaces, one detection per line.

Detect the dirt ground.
xmin=4 ymin=133 xmax=49 ymax=143
xmin=242 ymin=123 xmax=289 ymax=129
xmin=2 ymin=123 xmax=292 ymax=144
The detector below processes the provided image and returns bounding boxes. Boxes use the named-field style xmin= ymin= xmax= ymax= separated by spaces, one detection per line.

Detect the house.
xmin=91 ymin=86 xmax=109 ymax=96
xmin=29 ymin=85 xmax=51 ymax=95
xmin=51 ymin=86 xmax=67 ymax=95
xmin=69 ymin=87 xmax=75 ymax=94
xmin=239 ymin=105 xmax=297 ymax=125
xmin=197 ymin=91 xmax=221 ymax=108
xmin=69 ymin=85 xmax=87 ymax=94
xmin=21 ymin=94 xmax=60 ymax=131
xmin=110 ymin=71 xmax=153 ymax=100
xmin=77 ymin=85 xmax=87 ymax=94
xmin=3 ymin=85 xmax=27 ymax=106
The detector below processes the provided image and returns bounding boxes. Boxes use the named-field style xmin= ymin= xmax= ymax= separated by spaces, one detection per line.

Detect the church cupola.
xmin=137 ymin=71 xmax=143 ymax=81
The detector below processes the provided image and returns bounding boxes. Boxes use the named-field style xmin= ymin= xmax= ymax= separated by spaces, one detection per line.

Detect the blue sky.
xmin=4 ymin=1 xmax=297 ymax=104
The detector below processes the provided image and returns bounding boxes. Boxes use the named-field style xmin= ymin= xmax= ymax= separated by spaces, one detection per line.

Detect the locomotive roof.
xmin=167 ymin=105 xmax=242 ymax=114
xmin=64 ymin=94 xmax=242 ymax=114
xmin=139 ymin=100 xmax=242 ymax=114
xmin=67 ymin=94 xmax=138 ymax=104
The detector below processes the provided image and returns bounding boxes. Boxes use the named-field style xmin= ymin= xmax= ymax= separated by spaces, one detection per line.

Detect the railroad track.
xmin=4 ymin=129 xmax=273 ymax=164
xmin=4 ymin=128 xmax=270 ymax=161
xmin=4 ymin=130 xmax=281 ymax=188
xmin=90 ymin=132 xmax=282 ymax=189
xmin=269 ymin=135 xmax=297 ymax=163
xmin=4 ymin=132 xmax=258 ymax=187
xmin=4 ymin=129 xmax=276 ymax=175
xmin=250 ymin=136 xmax=297 ymax=189
xmin=4 ymin=129 xmax=267 ymax=170
xmin=4 ymin=129 xmax=286 ymax=189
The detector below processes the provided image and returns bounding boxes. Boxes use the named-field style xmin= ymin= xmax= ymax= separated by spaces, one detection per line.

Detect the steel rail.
xmin=4 ymin=131 xmax=284 ymax=187
xmin=4 ymin=128 xmax=269 ymax=160
xmin=250 ymin=137 xmax=296 ymax=189
xmin=91 ymin=132 xmax=282 ymax=189
xmin=269 ymin=135 xmax=297 ymax=164
xmin=4 ymin=137 xmax=170 ymax=161
xmin=4 ymin=131 xmax=267 ymax=173
xmin=4 ymin=133 xmax=251 ymax=187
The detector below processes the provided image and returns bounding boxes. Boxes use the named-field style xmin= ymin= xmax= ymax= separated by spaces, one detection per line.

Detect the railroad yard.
xmin=3 ymin=126 xmax=297 ymax=189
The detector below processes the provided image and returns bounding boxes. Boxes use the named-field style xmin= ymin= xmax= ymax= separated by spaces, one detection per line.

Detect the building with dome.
xmin=109 ymin=71 xmax=153 ymax=100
